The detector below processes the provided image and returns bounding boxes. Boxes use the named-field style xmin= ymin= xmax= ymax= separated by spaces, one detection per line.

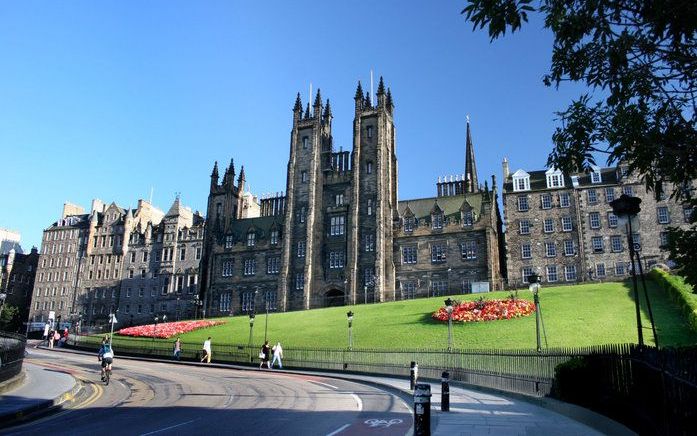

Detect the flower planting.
xmin=117 ymin=320 xmax=224 ymax=339
xmin=432 ymin=297 xmax=536 ymax=323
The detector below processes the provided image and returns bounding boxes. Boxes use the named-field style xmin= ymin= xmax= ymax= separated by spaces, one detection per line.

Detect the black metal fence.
xmin=0 ymin=332 xmax=26 ymax=384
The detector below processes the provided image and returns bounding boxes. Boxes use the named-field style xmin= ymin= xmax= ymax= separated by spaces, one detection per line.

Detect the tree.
xmin=462 ymin=0 xmax=697 ymax=285
xmin=0 ymin=304 xmax=21 ymax=332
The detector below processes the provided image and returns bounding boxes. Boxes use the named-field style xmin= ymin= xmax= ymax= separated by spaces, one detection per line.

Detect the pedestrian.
xmin=271 ymin=342 xmax=283 ymax=369
xmin=259 ymin=340 xmax=270 ymax=369
xmin=43 ymin=322 xmax=50 ymax=345
xmin=201 ymin=337 xmax=212 ymax=363
xmin=48 ymin=330 xmax=55 ymax=349
xmin=173 ymin=337 xmax=181 ymax=361
xmin=53 ymin=330 xmax=61 ymax=347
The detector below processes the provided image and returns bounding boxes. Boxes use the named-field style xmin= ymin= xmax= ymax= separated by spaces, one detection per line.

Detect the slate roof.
xmin=231 ymin=215 xmax=283 ymax=235
xmin=397 ymin=193 xmax=484 ymax=219
xmin=503 ymin=166 xmax=621 ymax=192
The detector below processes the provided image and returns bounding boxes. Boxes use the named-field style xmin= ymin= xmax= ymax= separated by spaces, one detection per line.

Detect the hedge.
xmin=649 ymin=269 xmax=697 ymax=333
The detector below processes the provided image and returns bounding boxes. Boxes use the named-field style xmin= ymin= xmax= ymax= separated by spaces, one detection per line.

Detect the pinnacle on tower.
xmin=355 ymin=81 xmax=364 ymax=100
xmin=211 ymin=161 xmax=219 ymax=178
xmin=293 ymin=93 xmax=302 ymax=112
xmin=464 ymin=117 xmax=479 ymax=193
xmin=238 ymin=165 xmax=246 ymax=183
xmin=324 ymin=99 xmax=332 ymax=118
xmin=364 ymin=91 xmax=372 ymax=108
xmin=313 ymin=88 xmax=322 ymax=107
xmin=304 ymin=103 xmax=310 ymax=119
xmin=386 ymin=87 xmax=393 ymax=108
xmin=228 ymin=158 xmax=235 ymax=177
xmin=377 ymin=76 xmax=385 ymax=95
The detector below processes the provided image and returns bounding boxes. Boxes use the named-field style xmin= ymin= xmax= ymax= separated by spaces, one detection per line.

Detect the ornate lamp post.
xmin=346 ymin=311 xmax=354 ymax=350
xmin=248 ymin=312 xmax=256 ymax=362
xmin=444 ymin=298 xmax=454 ymax=351
xmin=610 ymin=194 xmax=658 ymax=347
xmin=153 ymin=315 xmax=159 ymax=342
xmin=527 ymin=273 xmax=545 ymax=352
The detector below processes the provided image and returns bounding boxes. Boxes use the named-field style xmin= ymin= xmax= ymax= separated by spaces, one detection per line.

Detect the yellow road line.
xmin=75 ymin=379 xmax=103 ymax=409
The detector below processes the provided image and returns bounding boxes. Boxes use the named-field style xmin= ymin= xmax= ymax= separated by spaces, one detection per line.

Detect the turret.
xmin=354 ymin=81 xmax=364 ymax=112
xmin=210 ymin=161 xmax=219 ymax=190
xmin=502 ymin=157 xmax=510 ymax=180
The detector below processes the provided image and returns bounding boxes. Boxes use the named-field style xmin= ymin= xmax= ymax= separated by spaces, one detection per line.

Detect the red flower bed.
xmin=117 ymin=320 xmax=224 ymax=339
xmin=432 ymin=298 xmax=536 ymax=323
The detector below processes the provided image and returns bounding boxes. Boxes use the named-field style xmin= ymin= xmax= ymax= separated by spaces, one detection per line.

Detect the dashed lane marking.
xmin=138 ymin=418 xmax=200 ymax=436
xmin=325 ymin=423 xmax=351 ymax=436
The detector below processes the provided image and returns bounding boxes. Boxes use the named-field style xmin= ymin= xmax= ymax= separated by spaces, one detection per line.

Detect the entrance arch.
xmin=324 ymin=289 xmax=345 ymax=307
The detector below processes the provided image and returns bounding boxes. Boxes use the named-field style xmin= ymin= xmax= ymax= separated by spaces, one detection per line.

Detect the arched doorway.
xmin=324 ymin=289 xmax=345 ymax=307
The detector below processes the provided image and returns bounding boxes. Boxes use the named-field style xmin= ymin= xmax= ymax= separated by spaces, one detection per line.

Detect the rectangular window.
xmin=684 ymin=207 xmax=694 ymax=223
xmin=364 ymin=233 xmax=375 ymax=252
xmin=270 ymin=230 xmax=279 ymax=245
xmin=591 ymin=171 xmax=601 ymax=184
xmin=596 ymin=263 xmax=606 ymax=278
xmin=541 ymin=193 xmax=552 ymax=209
xmin=547 ymin=265 xmax=558 ymax=282
xmin=591 ymin=236 xmax=604 ymax=253
xmin=247 ymin=233 xmax=256 ymax=247
xmin=615 ymin=262 xmax=626 ymax=275
xmin=545 ymin=242 xmax=556 ymax=257
xmin=559 ymin=192 xmax=570 ymax=208
xmin=431 ymin=244 xmax=446 ymax=263
xmin=403 ymin=216 xmax=414 ymax=232
xmin=241 ymin=292 xmax=255 ymax=312
xmin=608 ymin=212 xmax=618 ymax=228
xmin=130 ymin=252 xmax=136 ymax=263
xmin=244 ymin=259 xmax=256 ymax=276
xmin=302 ymin=136 xmax=309 ymax=149
xmin=611 ymin=235 xmax=623 ymax=252
xmin=402 ymin=246 xmax=417 ymax=264
xmin=605 ymin=187 xmax=615 ymax=202
xmin=180 ymin=248 xmax=186 ymax=260
xmin=401 ymin=282 xmax=417 ymax=299
xmin=367 ymin=199 xmax=373 ymax=216
xmin=432 ymin=214 xmax=443 ymax=230
xmin=564 ymin=240 xmax=575 ymax=256
xmin=622 ymin=186 xmax=634 ymax=196
xmin=225 ymin=235 xmax=234 ymax=249
xmin=632 ymin=233 xmax=641 ymax=246
xmin=543 ymin=218 xmax=554 ymax=233
xmin=462 ymin=211 xmax=474 ymax=226
xmin=660 ymin=232 xmax=669 ymax=248
xmin=143 ymin=252 xmax=148 ymax=262
xmin=517 ymin=196 xmax=529 ymax=212
xmin=587 ymin=189 xmax=598 ymax=205
xmin=461 ymin=279 xmax=472 ymax=294
xmin=461 ymin=240 xmax=477 ymax=260
xmin=367 ymin=126 xmax=373 ymax=138
xmin=589 ymin=212 xmax=601 ymax=229
xmin=522 ymin=266 xmax=534 ymax=283
xmin=266 ymin=257 xmax=280 ymax=274
xmin=657 ymin=207 xmax=670 ymax=224
xmin=297 ymin=241 xmax=306 ymax=257
xmin=431 ymin=280 xmax=447 ymax=296
xmin=366 ymin=161 xmax=373 ymax=174
xmin=335 ymin=194 xmax=344 ymax=206
xmin=330 ymin=216 xmax=346 ymax=236
xmin=519 ymin=220 xmax=530 ymax=235
xmin=329 ymin=251 xmax=345 ymax=269
xmin=301 ymin=171 xmax=308 ymax=183
xmin=561 ymin=216 xmax=573 ymax=232
xmin=176 ymin=276 xmax=184 ymax=292
xmin=295 ymin=272 xmax=304 ymax=290
xmin=565 ymin=265 xmax=577 ymax=281
xmin=521 ymin=243 xmax=532 ymax=259
xmin=222 ymin=260 xmax=234 ymax=277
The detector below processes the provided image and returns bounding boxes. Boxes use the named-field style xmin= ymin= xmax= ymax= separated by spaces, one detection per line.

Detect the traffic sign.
xmin=633 ymin=243 xmax=642 ymax=252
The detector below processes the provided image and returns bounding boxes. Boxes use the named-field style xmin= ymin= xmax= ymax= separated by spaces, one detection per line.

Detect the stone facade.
xmin=502 ymin=161 xmax=692 ymax=286
xmin=200 ymin=79 xmax=505 ymax=316
xmin=0 ymin=247 xmax=39 ymax=329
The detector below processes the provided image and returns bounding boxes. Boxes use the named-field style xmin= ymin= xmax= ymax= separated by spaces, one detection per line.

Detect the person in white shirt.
xmin=201 ymin=337 xmax=212 ymax=363
xmin=271 ymin=342 xmax=283 ymax=369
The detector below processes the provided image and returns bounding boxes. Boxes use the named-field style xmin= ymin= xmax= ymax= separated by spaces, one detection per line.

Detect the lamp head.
xmin=162 ymin=315 xmax=167 ymax=322
xmin=609 ymin=194 xmax=642 ymax=217
xmin=346 ymin=310 xmax=354 ymax=321
xmin=444 ymin=297 xmax=453 ymax=307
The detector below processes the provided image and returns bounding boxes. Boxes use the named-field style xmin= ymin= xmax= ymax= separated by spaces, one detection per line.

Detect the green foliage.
xmin=649 ymin=268 xmax=697 ymax=332
xmin=461 ymin=0 xmax=697 ymax=285
xmin=0 ymin=304 xmax=21 ymax=332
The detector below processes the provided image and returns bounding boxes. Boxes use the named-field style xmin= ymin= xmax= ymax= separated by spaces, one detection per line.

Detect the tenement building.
xmin=502 ymin=160 xmax=692 ymax=286
xmin=200 ymin=79 xmax=505 ymax=316
xmin=29 ymin=197 xmax=204 ymax=328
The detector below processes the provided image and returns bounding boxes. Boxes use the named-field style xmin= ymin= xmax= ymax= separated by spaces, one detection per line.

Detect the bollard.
xmin=410 ymin=361 xmax=418 ymax=390
xmin=413 ymin=383 xmax=431 ymax=436
xmin=441 ymin=371 xmax=450 ymax=412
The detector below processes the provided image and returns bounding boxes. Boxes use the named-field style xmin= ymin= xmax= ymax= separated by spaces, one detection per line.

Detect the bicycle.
xmin=104 ymin=367 xmax=111 ymax=385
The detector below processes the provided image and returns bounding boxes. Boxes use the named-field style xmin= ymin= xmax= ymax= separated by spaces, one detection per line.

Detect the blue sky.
xmin=1 ymin=1 xmax=584 ymax=249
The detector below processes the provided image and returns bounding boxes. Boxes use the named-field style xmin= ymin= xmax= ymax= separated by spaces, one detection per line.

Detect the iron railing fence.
xmin=0 ymin=331 xmax=26 ymax=383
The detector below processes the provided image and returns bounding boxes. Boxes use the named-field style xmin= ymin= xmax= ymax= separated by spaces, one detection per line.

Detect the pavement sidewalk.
xmin=0 ymin=361 xmax=81 ymax=428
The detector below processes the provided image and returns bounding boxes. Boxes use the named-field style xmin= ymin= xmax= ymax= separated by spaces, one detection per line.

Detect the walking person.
xmin=48 ymin=330 xmax=55 ymax=349
xmin=173 ymin=337 xmax=181 ymax=361
xmin=259 ymin=341 xmax=271 ymax=369
xmin=201 ymin=337 xmax=212 ymax=363
xmin=53 ymin=330 xmax=61 ymax=347
xmin=271 ymin=342 xmax=283 ymax=369
xmin=42 ymin=323 xmax=50 ymax=346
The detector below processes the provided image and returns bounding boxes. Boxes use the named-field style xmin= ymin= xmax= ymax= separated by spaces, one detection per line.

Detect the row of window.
xmin=225 ymin=231 xmax=280 ymax=249
xmin=521 ymin=261 xmax=632 ymax=284
xmin=515 ymin=186 xmax=637 ymax=212
xmin=402 ymin=210 xmax=475 ymax=232
xmin=401 ymin=241 xmax=478 ymax=264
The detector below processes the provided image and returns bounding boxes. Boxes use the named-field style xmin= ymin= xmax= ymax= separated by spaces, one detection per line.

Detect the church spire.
xmin=354 ymin=81 xmax=364 ymax=112
xmin=464 ymin=116 xmax=479 ymax=193
xmin=210 ymin=161 xmax=219 ymax=190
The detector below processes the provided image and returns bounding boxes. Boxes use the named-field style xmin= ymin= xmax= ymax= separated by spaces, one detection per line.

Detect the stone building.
xmin=200 ymin=79 xmax=505 ymax=316
xmin=502 ymin=160 xmax=692 ymax=286
xmin=0 ymin=247 xmax=39 ymax=330
xmin=0 ymin=228 xmax=23 ymax=255
xmin=29 ymin=197 xmax=204 ymax=328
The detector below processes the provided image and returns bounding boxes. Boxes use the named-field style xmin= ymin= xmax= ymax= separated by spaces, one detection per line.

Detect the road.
xmin=6 ymin=348 xmax=412 ymax=436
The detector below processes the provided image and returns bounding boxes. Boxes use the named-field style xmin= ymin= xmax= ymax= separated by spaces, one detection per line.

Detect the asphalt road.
xmin=5 ymin=349 xmax=412 ymax=436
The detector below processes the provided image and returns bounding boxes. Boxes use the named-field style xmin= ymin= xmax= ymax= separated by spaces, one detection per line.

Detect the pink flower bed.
xmin=117 ymin=320 xmax=224 ymax=339
xmin=432 ymin=298 xmax=536 ymax=323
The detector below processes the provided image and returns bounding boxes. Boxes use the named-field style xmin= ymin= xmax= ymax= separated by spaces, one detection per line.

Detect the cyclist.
xmin=98 ymin=341 xmax=115 ymax=381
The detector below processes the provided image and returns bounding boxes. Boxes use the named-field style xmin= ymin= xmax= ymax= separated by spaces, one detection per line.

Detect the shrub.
xmin=649 ymin=269 xmax=697 ymax=333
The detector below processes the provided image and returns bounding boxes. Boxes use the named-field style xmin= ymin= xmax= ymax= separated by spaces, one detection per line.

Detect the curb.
xmin=0 ymin=370 xmax=26 ymax=395
xmin=0 ymin=368 xmax=85 ymax=430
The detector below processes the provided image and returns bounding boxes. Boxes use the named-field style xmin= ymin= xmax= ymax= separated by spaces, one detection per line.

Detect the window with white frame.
xmin=225 ymin=235 xmax=234 ymax=249
xmin=401 ymin=282 xmax=417 ymax=299
xmin=402 ymin=246 xmax=417 ymax=264
xmin=519 ymin=219 xmax=531 ymax=235
xmin=541 ymin=193 xmax=552 ymax=209
xmin=517 ymin=196 xmax=529 ymax=212
xmin=591 ymin=169 xmax=602 ymax=184
xmin=565 ymin=265 xmax=577 ymax=281
xmin=364 ymin=233 xmax=375 ymax=252
xmin=241 ymin=292 xmax=254 ymax=312
xmin=432 ymin=213 xmax=443 ymax=230
xmin=295 ymin=272 xmax=304 ymax=290
xmin=631 ymin=233 xmax=641 ymax=245
xmin=564 ymin=240 xmax=575 ymax=256
xmin=335 ymin=193 xmax=344 ymax=206
xmin=615 ymin=262 xmax=626 ymax=275
xmin=545 ymin=242 xmax=557 ymax=257
xmin=264 ymin=290 xmax=277 ymax=311
xmin=461 ymin=240 xmax=477 ymax=260
xmin=561 ymin=216 xmax=573 ymax=232
xmin=431 ymin=244 xmax=446 ymax=263
xmin=547 ymin=265 xmax=558 ymax=282
xmin=587 ymin=189 xmax=598 ymax=204
xmin=431 ymin=280 xmax=447 ymax=296
xmin=270 ymin=230 xmax=279 ymax=245
xmin=596 ymin=263 xmax=606 ymax=277
xmin=247 ymin=232 xmax=256 ymax=247
xmin=591 ymin=236 xmax=604 ymax=253
xmin=657 ymin=207 xmax=670 ymax=224
xmin=521 ymin=243 xmax=532 ymax=259
xmin=559 ymin=192 xmax=570 ymax=207
xmin=297 ymin=241 xmax=306 ymax=257
xmin=608 ymin=212 xmax=618 ymax=228
xmin=589 ymin=212 xmax=601 ymax=229
xmin=543 ymin=218 xmax=554 ymax=233
xmin=462 ymin=211 xmax=474 ymax=226
xmin=513 ymin=174 xmax=530 ymax=191
xmin=243 ymin=259 xmax=256 ymax=276
xmin=219 ymin=293 xmax=232 ymax=312
xmin=267 ymin=257 xmax=280 ymax=274
xmin=329 ymin=251 xmax=345 ymax=269
xmin=403 ymin=216 xmax=414 ymax=232
xmin=605 ymin=187 xmax=615 ymax=202
xmin=546 ymin=169 xmax=564 ymax=188
xmin=611 ymin=235 xmax=623 ymax=252
xmin=330 ymin=216 xmax=346 ymax=236
xmin=522 ymin=266 xmax=534 ymax=283
xmin=622 ymin=185 xmax=634 ymax=196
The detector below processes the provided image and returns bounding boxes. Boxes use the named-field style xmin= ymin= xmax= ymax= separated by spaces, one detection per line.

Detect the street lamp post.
xmin=527 ymin=273 xmax=548 ymax=352
xmin=248 ymin=312 xmax=256 ymax=363
xmin=0 ymin=292 xmax=7 ymax=322
xmin=346 ymin=311 xmax=354 ymax=350
xmin=176 ymin=297 xmax=180 ymax=321
xmin=264 ymin=297 xmax=270 ymax=344
xmin=444 ymin=298 xmax=453 ymax=351
xmin=153 ymin=316 xmax=159 ymax=342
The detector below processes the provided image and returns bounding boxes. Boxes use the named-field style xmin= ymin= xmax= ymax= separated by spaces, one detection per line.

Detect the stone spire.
xmin=293 ymin=93 xmax=302 ymax=112
xmin=304 ymin=103 xmax=310 ymax=119
xmin=323 ymin=99 xmax=332 ymax=120
xmin=377 ymin=76 xmax=386 ymax=107
xmin=364 ymin=91 xmax=372 ymax=108
xmin=210 ymin=161 xmax=219 ymax=190
xmin=386 ymin=88 xmax=394 ymax=112
xmin=464 ymin=117 xmax=479 ymax=193
xmin=354 ymin=81 xmax=364 ymax=112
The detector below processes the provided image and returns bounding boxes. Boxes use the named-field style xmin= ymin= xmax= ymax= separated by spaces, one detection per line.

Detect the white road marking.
xmin=326 ymin=423 xmax=351 ymax=436
xmin=138 ymin=418 xmax=199 ymax=436
xmin=310 ymin=380 xmax=338 ymax=390
xmin=351 ymin=393 xmax=363 ymax=411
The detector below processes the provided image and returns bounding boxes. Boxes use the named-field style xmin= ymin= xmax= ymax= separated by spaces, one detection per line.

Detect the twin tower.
xmin=201 ymin=78 xmax=400 ymax=313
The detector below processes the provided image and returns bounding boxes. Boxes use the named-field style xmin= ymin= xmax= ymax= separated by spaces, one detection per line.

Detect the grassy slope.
xmin=163 ymin=280 xmax=697 ymax=350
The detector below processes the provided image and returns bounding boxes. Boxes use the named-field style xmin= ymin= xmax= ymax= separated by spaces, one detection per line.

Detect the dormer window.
xmin=403 ymin=216 xmax=414 ymax=232
xmin=432 ymin=213 xmax=443 ymax=230
xmin=545 ymin=168 xmax=565 ymax=188
xmin=225 ymin=235 xmax=234 ymax=249
xmin=512 ymin=170 xmax=530 ymax=192
xmin=247 ymin=232 xmax=256 ymax=247
xmin=462 ymin=211 xmax=474 ymax=226
xmin=590 ymin=166 xmax=602 ymax=184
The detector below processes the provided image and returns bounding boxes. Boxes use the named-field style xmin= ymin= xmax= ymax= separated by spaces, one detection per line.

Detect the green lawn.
xmin=106 ymin=279 xmax=697 ymax=350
